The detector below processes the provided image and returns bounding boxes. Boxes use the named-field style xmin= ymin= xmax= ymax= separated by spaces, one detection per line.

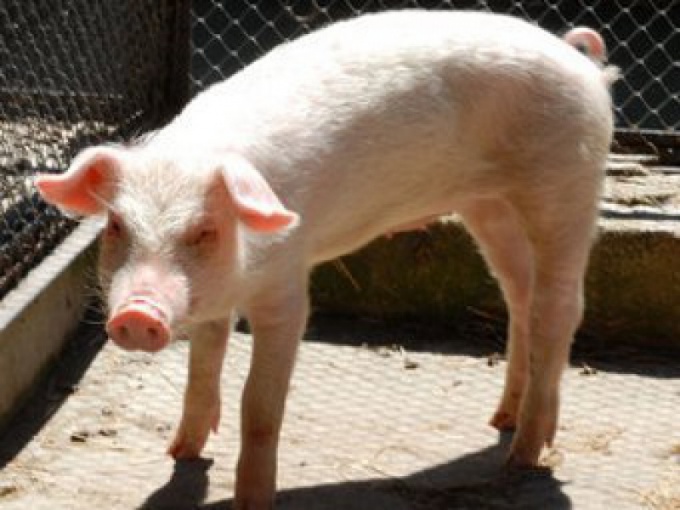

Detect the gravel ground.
xmin=0 ymin=317 xmax=678 ymax=509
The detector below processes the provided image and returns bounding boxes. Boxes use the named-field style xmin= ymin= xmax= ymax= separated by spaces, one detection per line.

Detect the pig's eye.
xmin=105 ymin=214 xmax=124 ymax=238
xmin=185 ymin=227 xmax=218 ymax=248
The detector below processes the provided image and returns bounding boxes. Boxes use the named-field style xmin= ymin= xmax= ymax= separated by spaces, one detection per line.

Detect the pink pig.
xmin=36 ymin=10 xmax=615 ymax=509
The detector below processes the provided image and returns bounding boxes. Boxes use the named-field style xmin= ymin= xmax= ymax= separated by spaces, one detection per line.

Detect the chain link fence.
xmin=192 ymin=0 xmax=679 ymax=160
xmin=0 ymin=1 xmax=190 ymax=300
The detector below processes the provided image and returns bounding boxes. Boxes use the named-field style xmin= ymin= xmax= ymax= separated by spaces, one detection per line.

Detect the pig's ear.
xmin=219 ymin=154 xmax=299 ymax=233
xmin=35 ymin=146 xmax=124 ymax=216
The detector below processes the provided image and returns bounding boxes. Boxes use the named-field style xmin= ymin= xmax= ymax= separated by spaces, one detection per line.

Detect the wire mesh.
xmin=0 ymin=0 xmax=190 ymax=300
xmin=0 ymin=1 xmax=677 ymax=300
xmin=191 ymin=0 xmax=679 ymax=156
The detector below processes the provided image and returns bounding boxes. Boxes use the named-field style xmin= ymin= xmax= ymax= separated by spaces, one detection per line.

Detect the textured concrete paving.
xmin=1 ymin=318 xmax=678 ymax=509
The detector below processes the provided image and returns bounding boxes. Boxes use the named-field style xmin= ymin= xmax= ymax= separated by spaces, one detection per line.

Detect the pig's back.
xmin=172 ymin=9 xmax=602 ymax=153
xmin=163 ymin=10 xmax=611 ymax=263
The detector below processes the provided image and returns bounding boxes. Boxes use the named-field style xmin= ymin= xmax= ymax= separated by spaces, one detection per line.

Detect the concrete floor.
xmin=0 ymin=318 xmax=678 ymax=509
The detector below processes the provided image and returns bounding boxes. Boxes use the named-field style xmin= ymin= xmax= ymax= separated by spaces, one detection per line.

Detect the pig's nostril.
xmin=107 ymin=301 xmax=170 ymax=353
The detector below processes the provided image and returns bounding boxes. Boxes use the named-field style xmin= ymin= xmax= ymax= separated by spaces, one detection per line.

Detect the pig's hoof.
xmin=505 ymin=449 xmax=540 ymax=469
xmin=167 ymin=417 xmax=216 ymax=459
xmin=490 ymin=386 xmax=524 ymax=431
xmin=506 ymin=419 xmax=556 ymax=467
xmin=490 ymin=409 xmax=517 ymax=431
xmin=506 ymin=431 xmax=546 ymax=467
xmin=167 ymin=432 xmax=206 ymax=460
xmin=167 ymin=415 xmax=218 ymax=459
xmin=168 ymin=401 xmax=221 ymax=459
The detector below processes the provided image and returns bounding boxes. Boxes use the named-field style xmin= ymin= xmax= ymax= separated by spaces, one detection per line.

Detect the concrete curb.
xmin=0 ymin=218 xmax=101 ymax=431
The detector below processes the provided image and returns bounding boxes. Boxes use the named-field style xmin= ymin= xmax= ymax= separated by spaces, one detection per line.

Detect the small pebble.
xmin=403 ymin=358 xmax=420 ymax=370
xmin=0 ymin=481 xmax=18 ymax=498
xmin=579 ymin=363 xmax=597 ymax=376
xmin=99 ymin=428 xmax=117 ymax=437
xmin=70 ymin=431 xmax=89 ymax=443
xmin=487 ymin=352 xmax=502 ymax=367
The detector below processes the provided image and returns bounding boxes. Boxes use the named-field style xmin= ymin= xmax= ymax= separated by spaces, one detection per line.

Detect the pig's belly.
xmin=305 ymin=203 xmax=460 ymax=266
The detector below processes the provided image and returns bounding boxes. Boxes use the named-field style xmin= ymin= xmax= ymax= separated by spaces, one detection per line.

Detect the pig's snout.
xmin=106 ymin=297 xmax=171 ymax=353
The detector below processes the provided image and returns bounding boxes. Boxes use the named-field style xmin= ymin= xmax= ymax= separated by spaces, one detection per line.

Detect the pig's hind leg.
xmin=169 ymin=319 xmax=230 ymax=459
xmin=460 ymin=163 xmax=600 ymax=466
xmin=505 ymin=170 xmax=601 ymax=466
xmin=459 ymin=198 xmax=534 ymax=432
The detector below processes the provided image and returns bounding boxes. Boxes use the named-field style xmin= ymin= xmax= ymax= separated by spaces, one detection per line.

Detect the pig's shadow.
xmin=138 ymin=431 xmax=571 ymax=510
xmin=138 ymin=458 xmax=213 ymax=510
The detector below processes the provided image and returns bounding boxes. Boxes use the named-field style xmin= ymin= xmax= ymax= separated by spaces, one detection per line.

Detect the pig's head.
xmin=35 ymin=145 xmax=298 ymax=352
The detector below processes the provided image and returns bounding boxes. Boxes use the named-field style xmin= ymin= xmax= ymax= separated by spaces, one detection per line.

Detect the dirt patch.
xmin=557 ymin=424 xmax=625 ymax=455
xmin=0 ymin=118 xmax=120 ymax=174
xmin=637 ymin=470 xmax=680 ymax=510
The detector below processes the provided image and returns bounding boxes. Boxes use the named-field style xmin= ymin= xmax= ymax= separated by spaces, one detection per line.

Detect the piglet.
xmin=36 ymin=10 xmax=615 ymax=509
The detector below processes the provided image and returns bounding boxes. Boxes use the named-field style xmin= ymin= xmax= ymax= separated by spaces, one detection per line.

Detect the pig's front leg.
xmin=234 ymin=281 xmax=309 ymax=510
xmin=168 ymin=319 xmax=230 ymax=459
